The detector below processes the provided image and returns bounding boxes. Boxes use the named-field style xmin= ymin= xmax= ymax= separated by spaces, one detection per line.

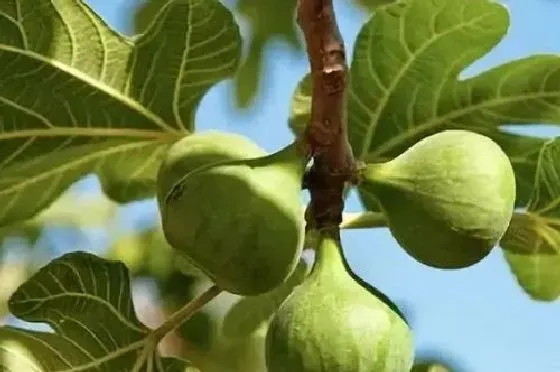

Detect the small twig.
xmin=340 ymin=212 xmax=387 ymax=229
xmin=131 ymin=285 xmax=222 ymax=372
xmin=151 ymin=284 xmax=221 ymax=342
xmin=297 ymin=0 xmax=357 ymax=230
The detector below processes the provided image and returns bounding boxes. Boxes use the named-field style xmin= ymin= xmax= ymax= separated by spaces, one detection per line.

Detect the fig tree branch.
xmin=297 ymin=0 xmax=357 ymax=230
xmin=131 ymin=285 xmax=222 ymax=372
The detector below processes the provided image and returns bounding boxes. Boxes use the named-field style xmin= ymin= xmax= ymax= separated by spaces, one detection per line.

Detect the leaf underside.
xmin=0 ymin=0 xmax=242 ymax=226
xmin=500 ymin=138 xmax=560 ymax=301
xmin=0 ymin=251 xmax=199 ymax=371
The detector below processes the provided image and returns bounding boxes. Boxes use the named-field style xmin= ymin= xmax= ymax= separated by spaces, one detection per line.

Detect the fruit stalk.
xmin=297 ymin=0 xmax=357 ymax=229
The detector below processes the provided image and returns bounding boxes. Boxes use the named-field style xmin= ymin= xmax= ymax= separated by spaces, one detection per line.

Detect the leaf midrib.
xmin=2 ymin=326 xmax=147 ymax=372
xmin=0 ymin=44 xmax=176 ymax=134
xmin=0 ymin=128 xmax=180 ymax=141
xmin=358 ymin=7 xmax=497 ymax=159
xmin=11 ymin=291 xmax=146 ymax=334
xmin=364 ymin=90 xmax=560 ymax=160
xmin=0 ymin=141 xmax=166 ymax=223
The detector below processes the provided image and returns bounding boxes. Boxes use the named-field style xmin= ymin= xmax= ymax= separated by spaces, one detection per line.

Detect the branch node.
xmin=297 ymin=0 xmax=356 ymax=230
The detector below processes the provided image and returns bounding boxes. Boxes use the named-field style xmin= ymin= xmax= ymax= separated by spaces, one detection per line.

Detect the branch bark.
xmin=297 ymin=0 xmax=357 ymax=230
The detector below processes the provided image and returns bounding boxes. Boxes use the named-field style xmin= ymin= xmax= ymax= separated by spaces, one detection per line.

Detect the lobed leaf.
xmin=0 ymin=251 xmax=199 ymax=371
xmin=350 ymin=0 xmax=560 ymax=207
xmin=0 ymin=0 xmax=242 ymax=225
xmin=128 ymin=0 xmax=241 ymax=131
xmin=500 ymin=137 xmax=560 ymax=301
xmin=0 ymin=139 xmax=172 ymax=226
xmin=289 ymin=0 xmax=560 ymax=208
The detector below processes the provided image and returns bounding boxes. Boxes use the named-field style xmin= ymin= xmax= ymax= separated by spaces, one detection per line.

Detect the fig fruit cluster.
xmin=156 ymin=131 xmax=307 ymax=295
xmin=359 ymin=129 xmax=516 ymax=269
xmin=265 ymin=232 xmax=414 ymax=372
xmin=156 ymin=128 xmax=516 ymax=371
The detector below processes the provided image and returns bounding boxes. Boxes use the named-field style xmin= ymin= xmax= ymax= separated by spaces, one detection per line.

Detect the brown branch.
xmin=297 ymin=0 xmax=357 ymax=229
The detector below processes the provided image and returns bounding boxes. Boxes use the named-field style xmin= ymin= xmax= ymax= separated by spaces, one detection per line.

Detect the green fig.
xmin=156 ymin=131 xmax=267 ymax=212
xmin=265 ymin=231 xmax=414 ymax=372
xmin=157 ymin=139 xmax=308 ymax=296
xmin=360 ymin=129 xmax=516 ymax=269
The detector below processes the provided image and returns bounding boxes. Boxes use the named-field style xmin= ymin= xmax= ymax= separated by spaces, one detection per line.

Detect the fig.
xmin=265 ymin=231 xmax=414 ymax=372
xmin=360 ymin=129 xmax=516 ymax=269
xmin=156 ymin=131 xmax=266 ymax=212
xmin=158 ymin=138 xmax=308 ymax=296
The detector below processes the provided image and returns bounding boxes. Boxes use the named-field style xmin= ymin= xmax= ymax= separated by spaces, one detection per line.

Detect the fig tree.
xmin=360 ymin=129 xmax=516 ymax=269
xmin=157 ymin=136 xmax=308 ymax=296
xmin=265 ymin=231 xmax=414 ymax=372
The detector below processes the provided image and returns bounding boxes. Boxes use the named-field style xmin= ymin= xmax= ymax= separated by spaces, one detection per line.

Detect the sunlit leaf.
xmin=0 ymin=0 xmax=241 ymax=224
xmin=500 ymin=137 xmax=560 ymax=301
xmin=350 ymin=0 xmax=560 ymax=207
xmin=491 ymin=132 xmax=547 ymax=206
xmin=1 ymin=251 xmax=199 ymax=371
xmin=289 ymin=0 xmax=560 ymax=208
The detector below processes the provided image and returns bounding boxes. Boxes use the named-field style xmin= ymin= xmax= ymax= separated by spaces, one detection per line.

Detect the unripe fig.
xmin=156 ymin=131 xmax=266 ymax=212
xmin=265 ymin=232 xmax=414 ymax=372
xmin=158 ymin=140 xmax=308 ymax=296
xmin=360 ymin=130 xmax=516 ymax=269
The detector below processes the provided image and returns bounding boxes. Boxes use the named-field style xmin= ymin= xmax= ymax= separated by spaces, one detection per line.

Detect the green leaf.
xmin=107 ymin=226 xmax=206 ymax=280
xmin=0 ymin=0 xmax=131 ymax=89
xmin=1 ymin=251 xmax=199 ymax=371
xmin=234 ymin=36 xmax=266 ymax=108
xmin=288 ymin=73 xmax=311 ymax=138
xmin=350 ymin=0 xmax=502 ymax=159
xmin=0 ymin=139 xmax=171 ymax=226
xmin=233 ymin=0 xmax=302 ymax=108
xmin=107 ymin=227 xmax=214 ymax=351
xmin=221 ymin=259 xmax=308 ymax=339
xmin=285 ymin=0 xmax=560 ymax=209
xmin=96 ymin=142 xmax=172 ymax=203
xmin=133 ymin=0 xmax=266 ymax=109
xmin=132 ymin=0 xmax=169 ymax=34
xmin=411 ymin=361 xmax=452 ymax=372
xmin=0 ymin=0 xmax=242 ymax=225
xmin=500 ymin=137 xmax=560 ymax=301
xmin=491 ymin=131 xmax=547 ymax=206
xmin=128 ymin=0 xmax=242 ymax=131
xmin=0 ymin=189 xmax=117 ymax=246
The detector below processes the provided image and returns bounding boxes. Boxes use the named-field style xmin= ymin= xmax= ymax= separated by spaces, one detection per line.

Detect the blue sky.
xmin=75 ymin=0 xmax=560 ymax=371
